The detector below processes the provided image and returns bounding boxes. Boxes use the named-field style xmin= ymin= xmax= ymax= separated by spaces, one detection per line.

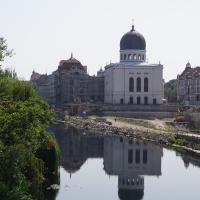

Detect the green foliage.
xmin=37 ymin=134 xmax=60 ymax=185
xmin=0 ymin=75 xmax=37 ymax=101
xmin=0 ymin=143 xmax=43 ymax=200
xmin=194 ymin=144 xmax=200 ymax=151
xmin=0 ymin=68 xmax=60 ymax=200
xmin=164 ymin=79 xmax=177 ymax=103
xmin=169 ymin=136 xmax=188 ymax=146
xmin=0 ymin=37 xmax=13 ymax=65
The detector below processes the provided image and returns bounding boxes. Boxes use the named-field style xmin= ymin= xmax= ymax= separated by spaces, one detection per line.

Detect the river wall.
xmin=101 ymin=104 xmax=177 ymax=112
xmin=102 ymin=111 xmax=176 ymax=119
xmin=59 ymin=103 xmax=177 ymax=119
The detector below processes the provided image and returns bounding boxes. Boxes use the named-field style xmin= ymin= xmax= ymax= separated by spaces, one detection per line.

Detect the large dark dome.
xmin=120 ymin=26 xmax=146 ymax=50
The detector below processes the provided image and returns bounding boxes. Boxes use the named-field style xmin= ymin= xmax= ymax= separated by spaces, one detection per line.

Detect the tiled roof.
xmin=179 ymin=66 xmax=200 ymax=79
xmin=58 ymin=56 xmax=86 ymax=73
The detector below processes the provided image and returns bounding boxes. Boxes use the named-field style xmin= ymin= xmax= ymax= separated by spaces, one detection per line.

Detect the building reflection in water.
xmin=52 ymin=125 xmax=163 ymax=199
xmin=52 ymin=125 xmax=104 ymax=175
xmin=104 ymin=135 xmax=163 ymax=200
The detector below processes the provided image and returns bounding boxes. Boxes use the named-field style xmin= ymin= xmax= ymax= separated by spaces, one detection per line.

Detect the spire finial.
xmin=131 ymin=18 xmax=135 ymax=31
xmin=70 ymin=52 xmax=73 ymax=59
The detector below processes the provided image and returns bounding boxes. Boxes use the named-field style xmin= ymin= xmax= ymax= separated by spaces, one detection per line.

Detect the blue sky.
xmin=1 ymin=0 xmax=200 ymax=81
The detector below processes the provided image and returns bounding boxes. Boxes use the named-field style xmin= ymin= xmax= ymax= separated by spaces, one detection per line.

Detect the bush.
xmin=0 ymin=69 xmax=60 ymax=200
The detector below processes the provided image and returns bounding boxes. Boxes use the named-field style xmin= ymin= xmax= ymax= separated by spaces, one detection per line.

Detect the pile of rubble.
xmin=66 ymin=117 xmax=170 ymax=146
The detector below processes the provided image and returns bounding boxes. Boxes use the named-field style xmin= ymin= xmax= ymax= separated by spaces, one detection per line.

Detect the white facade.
xmin=104 ymin=62 xmax=163 ymax=104
xmin=103 ymin=135 xmax=163 ymax=177
xmin=103 ymin=26 xmax=164 ymax=105
xmin=103 ymin=135 xmax=163 ymax=192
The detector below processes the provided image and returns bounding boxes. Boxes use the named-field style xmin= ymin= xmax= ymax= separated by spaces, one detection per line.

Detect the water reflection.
xmin=51 ymin=125 xmax=163 ymax=199
xmin=50 ymin=125 xmax=200 ymax=200
xmin=52 ymin=126 xmax=103 ymax=175
xmin=104 ymin=135 xmax=163 ymax=200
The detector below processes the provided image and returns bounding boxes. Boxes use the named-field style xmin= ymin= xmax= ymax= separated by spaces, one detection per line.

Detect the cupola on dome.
xmin=120 ymin=26 xmax=146 ymax=50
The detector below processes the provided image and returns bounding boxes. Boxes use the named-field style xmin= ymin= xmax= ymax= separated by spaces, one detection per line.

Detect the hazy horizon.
xmin=1 ymin=0 xmax=200 ymax=81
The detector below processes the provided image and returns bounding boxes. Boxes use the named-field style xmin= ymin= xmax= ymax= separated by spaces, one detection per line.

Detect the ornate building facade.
xmin=31 ymin=54 xmax=104 ymax=105
xmin=102 ymin=25 xmax=164 ymax=105
xmin=177 ymin=62 xmax=200 ymax=105
xmin=31 ymin=24 xmax=164 ymax=106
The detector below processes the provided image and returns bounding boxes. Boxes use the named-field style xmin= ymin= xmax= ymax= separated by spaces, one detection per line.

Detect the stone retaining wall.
xmin=103 ymin=111 xmax=176 ymax=119
xmin=101 ymin=104 xmax=177 ymax=112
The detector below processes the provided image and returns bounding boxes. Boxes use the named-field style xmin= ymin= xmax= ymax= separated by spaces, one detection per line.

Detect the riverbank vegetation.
xmin=0 ymin=38 xmax=60 ymax=200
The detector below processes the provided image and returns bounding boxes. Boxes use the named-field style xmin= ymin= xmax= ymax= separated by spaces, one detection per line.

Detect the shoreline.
xmin=57 ymin=116 xmax=200 ymax=157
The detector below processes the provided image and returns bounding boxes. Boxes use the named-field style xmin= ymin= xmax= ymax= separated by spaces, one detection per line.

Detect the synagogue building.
xmin=31 ymin=24 xmax=164 ymax=106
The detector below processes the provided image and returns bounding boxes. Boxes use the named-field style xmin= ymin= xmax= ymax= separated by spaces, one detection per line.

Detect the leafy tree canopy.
xmin=0 ymin=38 xmax=60 ymax=200
xmin=164 ymin=79 xmax=177 ymax=103
xmin=0 ymin=37 xmax=13 ymax=65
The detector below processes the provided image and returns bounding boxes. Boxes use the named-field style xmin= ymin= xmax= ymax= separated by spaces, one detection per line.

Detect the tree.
xmin=0 ymin=39 xmax=60 ymax=200
xmin=0 ymin=37 xmax=13 ymax=65
xmin=164 ymin=79 xmax=177 ymax=103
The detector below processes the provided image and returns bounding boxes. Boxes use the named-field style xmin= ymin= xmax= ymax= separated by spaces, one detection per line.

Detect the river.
xmin=50 ymin=125 xmax=200 ymax=200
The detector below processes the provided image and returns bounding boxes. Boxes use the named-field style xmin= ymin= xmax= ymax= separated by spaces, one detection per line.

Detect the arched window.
xmin=124 ymin=54 xmax=127 ymax=60
xmin=138 ymin=54 xmax=141 ymax=60
xmin=135 ymin=149 xmax=140 ymax=163
xmin=120 ymin=54 xmax=123 ymax=60
xmin=143 ymin=149 xmax=148 ymax=164
xmin=129 ymin=97 xmax=133 ymax=104
xmin=128 ymin=54 xmax=132 ymax=60
xmin=142 ymin=55 xmax=145 ymax=60
xmin=137 ymin=77 xmax=141 ymax=92
xmin=144 ymin=77 xmax=148 ymax=92
xmin=144 ymin=97 xmax=148 ymax=104
xmin=144 ymin=96 xmax=148 ymax=105
xmin=129 ymin=77 xmax=134 ymax=92
xmin=137 ymin=96 xmax=141 ymax=105
xmin=128 ymin=149 xmax=133 ymax=164
xmin=133 ymin=54 xmax=137 ymax=60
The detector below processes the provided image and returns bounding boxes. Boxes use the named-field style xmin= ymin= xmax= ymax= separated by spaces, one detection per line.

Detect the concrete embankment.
xmin=101 ymin=104 xmax=177 ymax=119
xmin=102 ymin=111 xmax=176 ymax=119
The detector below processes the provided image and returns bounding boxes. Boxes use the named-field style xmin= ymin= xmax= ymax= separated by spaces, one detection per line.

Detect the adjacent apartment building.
xmin=177 ymin=62 xmax=200 ymax=105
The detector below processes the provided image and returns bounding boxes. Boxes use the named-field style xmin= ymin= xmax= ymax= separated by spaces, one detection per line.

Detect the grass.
xmin=88 ymin=115 xmax=96 ymax=120
xmin=169 ymin=136 xmax=188 ymax=146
